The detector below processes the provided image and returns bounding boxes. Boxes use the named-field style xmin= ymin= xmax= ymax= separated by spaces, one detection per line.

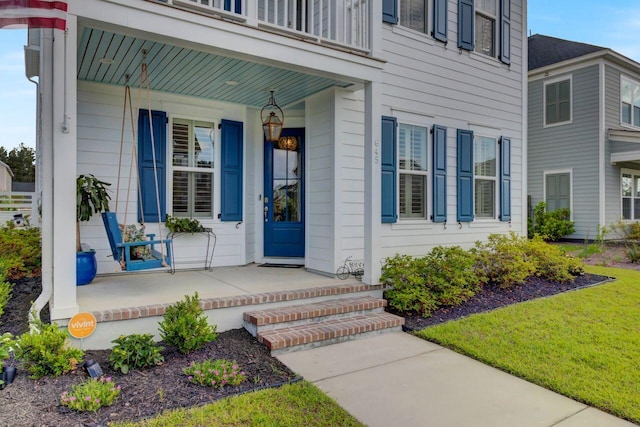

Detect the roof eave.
xmin=529 ymin=48 xmax=640 ymax=78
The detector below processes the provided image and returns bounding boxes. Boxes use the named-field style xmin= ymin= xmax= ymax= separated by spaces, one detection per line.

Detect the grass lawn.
xmin=416 ymin=266 xmax=640 ymax=424
xmin=116 ymin=381 xmax=363 ymax=426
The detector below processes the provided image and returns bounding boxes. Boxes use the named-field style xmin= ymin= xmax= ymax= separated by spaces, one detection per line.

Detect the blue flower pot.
xmin=76 ymin=250 xmax=97 ymax=286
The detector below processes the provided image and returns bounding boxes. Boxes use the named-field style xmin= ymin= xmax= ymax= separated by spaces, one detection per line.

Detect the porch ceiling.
xmin=77 ymin=27 xmax=350 ymax=107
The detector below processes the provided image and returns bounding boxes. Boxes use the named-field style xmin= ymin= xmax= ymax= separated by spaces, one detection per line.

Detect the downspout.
xmin=30 ymin=28 xmax=54 ymax=324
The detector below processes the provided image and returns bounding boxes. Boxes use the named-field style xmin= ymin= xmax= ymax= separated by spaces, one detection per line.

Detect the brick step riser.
xmin=268 ymin=325 xmax=403 ymax=356
xmin=243 ymin=306 xmax=385 ymax=337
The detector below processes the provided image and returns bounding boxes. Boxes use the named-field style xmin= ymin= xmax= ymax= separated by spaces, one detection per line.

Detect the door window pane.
xmin=272 ymin=145 xmax=301 ymax=222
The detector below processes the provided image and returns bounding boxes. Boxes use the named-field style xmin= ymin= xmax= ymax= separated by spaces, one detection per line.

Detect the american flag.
xmin=0 ymin=0 xmax=67 ymax=30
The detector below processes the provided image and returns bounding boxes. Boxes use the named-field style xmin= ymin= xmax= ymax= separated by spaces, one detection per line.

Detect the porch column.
xmin=50 ymin=16 xmax=79 ymax=319
xmin=364 ymin=81 xmax=382 ymax=285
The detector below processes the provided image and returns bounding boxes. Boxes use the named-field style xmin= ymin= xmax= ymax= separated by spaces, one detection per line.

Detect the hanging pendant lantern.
xmin=260 ymin=90 xmax=284 ymax=142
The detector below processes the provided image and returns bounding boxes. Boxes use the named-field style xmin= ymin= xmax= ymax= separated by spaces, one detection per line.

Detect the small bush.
xmin=0 ymin=223 xmax=41 ymax=280
xmin=626 ymin=242 xmax=640 ymax=263
xmin=609 ymin=220 xmax=640 ymax=241
xmin=158 ymin=292 xmax=218 ymax=354
xmin=382 ymin=246 xmax=482 ymax=317
xmin=60 ymin=377 xmax=121 ymax=412
xmin=0 ymin=270 xmax=12 ymax=320
xmin=183 ymin=359 xmax=246 ymax=388
xmin=528 ymin=202 xmax=575 ymax=241
xmin=109 ymin=334 xmax=164 ymax=374
xmin=473 ymin=233 xmax=536 ymax=288
xmin=15 ymin=319 xmax=84 ymax=379
xmin=524 ymin=236 xmax=584 ymax=282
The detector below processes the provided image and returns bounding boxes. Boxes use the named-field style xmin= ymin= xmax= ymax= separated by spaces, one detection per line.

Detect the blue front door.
xmin=264 ymin=128 xmax=305 ymax=257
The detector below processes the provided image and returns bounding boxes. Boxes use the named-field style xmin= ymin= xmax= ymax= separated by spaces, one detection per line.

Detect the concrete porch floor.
xmin=77 ymin=264 xmax=347 ymax=313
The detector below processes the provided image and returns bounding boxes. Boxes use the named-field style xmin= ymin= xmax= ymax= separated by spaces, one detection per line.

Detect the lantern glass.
xmin=263 ymin=112 xmax=283 ymax=142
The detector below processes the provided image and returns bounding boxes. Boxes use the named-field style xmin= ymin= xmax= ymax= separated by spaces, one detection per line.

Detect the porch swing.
xmin=101 ymin=54 xmax=173 ymax=273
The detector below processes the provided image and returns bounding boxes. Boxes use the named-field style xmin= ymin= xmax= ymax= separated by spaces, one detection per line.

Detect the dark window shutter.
xmin=383 ymin=0 xmax=398 ymax=24
xmin=220 ymin=119 xmax=243 ymax=221
xmin=500 ymin=137 xmax=511 ymax=221
xmin=457 ymin=129 xmax=474 ymax=222
xmin=432 ymin=125 xmax=447 ymax=223
xmin=224 ymin=0 xmax=241 ymax=13
xmin=381 ymin=116 xmax=397 ymax=223
xmin=499 ymin=0 xmax=511 ymax=64
xmin=458 ymin=0 xmax=474 ymax=50
xmin=433 ymin=0 xmax=448 ymax=43
xmin=138 ymin=109 xmax=167 ymax=223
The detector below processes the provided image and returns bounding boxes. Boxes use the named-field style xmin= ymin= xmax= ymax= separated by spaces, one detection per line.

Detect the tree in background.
xmin=0 ymin=143 xmax=35 ymax=182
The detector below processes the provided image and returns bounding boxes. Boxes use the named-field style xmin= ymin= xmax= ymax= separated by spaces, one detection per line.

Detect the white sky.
xmin=0 ymin=1 xmax=639 ymax=150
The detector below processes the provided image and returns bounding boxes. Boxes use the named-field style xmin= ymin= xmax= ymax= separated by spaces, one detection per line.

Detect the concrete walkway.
xmin=278 ymin=332 xmax=635 ymax=427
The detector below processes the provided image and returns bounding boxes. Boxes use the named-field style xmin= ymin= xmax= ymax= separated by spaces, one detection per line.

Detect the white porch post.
xmin=364 ymin=80 xmax=382 ymax=285
xmin=49 ymin=16 xmax=79 ymax=319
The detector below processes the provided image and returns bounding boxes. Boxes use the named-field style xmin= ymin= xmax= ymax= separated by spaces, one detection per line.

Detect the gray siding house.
xmin=528 ymin=35 xmax=640 ymax=239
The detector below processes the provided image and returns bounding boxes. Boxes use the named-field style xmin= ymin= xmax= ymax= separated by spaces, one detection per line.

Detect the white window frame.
xmin=169 ymin=116 xmax=216 ymax=219
xmin=398 ymin=0 xmax=430 ymax=35
xmin=542 ymin=169 xmax=573 ymax=220
xmin=621 ymin=76 xmax=640 ymax=130
xmin=620 ymin=168 xmax=640 ymax=221
xmin=543 ymin=75 xmax=573 ymax=128
xmin=473 ymin=134 xmax=498 ymax=220
xmin=474 ymin=0 xmax=497 ymax=59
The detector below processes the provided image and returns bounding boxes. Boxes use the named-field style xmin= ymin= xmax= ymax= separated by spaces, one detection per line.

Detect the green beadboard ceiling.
xmin=77 ymin=28 xmax=349 ymax=108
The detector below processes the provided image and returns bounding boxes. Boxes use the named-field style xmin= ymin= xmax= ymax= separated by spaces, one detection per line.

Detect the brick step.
xmin=257 ymin=312 xmax=404 ymax=355
xmin=243 ymin=296 xmax=386 ymax=336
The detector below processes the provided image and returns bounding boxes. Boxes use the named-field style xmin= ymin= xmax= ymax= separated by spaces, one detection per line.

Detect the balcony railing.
xmin=168 ymin=0 xmax=370 ymax=52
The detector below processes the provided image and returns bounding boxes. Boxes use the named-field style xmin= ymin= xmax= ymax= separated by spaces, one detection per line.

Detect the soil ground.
xmin=0 ymin=244 xmax=628 ymax=426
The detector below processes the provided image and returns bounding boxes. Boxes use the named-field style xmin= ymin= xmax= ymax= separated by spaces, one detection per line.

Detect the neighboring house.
xmin=0 ymin=160 xmax=13 ymax=192
xmin=528 ymin=34 xmax=640 ymax=240
xmin=30 ymin=1 xmax=526 ymax=332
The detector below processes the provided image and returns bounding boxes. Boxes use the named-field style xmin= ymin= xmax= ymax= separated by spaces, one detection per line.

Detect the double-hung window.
xmin=399 ymin=124 xmax=429 ymax=219
xmin=474 ymin=136 xmax=497 ymax=218
xmin=621 ymin=172 xmax=640 ymax=220
xmin=545 ymin=77 xmax=572 ymax=126
xmin=621 ymin=77 xmax=640 ymax=127
xmin=475 ymin=0 xmax=496 ymax=57
xmin=172 ymin=119 xmax=214 ymax=218
xmin=545 ymin=172 xmax=571 ymax=212
xmin=400 ymin=0 xmax=428 ymax=33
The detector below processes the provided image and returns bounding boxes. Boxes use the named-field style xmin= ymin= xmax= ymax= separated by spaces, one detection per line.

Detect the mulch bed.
xmin=394 ymin=273 xmax=611 ymax=331
xmin=0 ymin=278 xmax=298 ymax=427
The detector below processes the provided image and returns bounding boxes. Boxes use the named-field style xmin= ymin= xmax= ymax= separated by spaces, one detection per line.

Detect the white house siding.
xmin=0 ymin=162 xmax=11 ymax=192
xmin=528 ymin=65 xmax=601 ymax=240
xmin=603 ymin=64 xmax=640 ymax=228
xmin=334 ymin=88 xmax=366 ymax=269
xmin=77 ymin=81 xmax=249 ymax=274
xmin=305 ymin=89 xmax=336 ymax=274
xmin=377 ymin=0 xmax=525 ymax=259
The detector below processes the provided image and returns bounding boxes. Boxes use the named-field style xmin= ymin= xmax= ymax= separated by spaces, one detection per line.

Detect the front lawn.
xmin=417 ymin=266 xmax=640 ymax=424
xmin=117 ymin=381 xmax=363 ymax=427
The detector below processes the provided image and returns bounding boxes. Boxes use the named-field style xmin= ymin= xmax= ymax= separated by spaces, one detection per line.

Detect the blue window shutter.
xmin=138 ymin=109 xmax=167 ymax=223
xmin=500 ymin=137 xmax=511 ymax=221
xmin=432 ymin=125 xmax=447 ymax=223
xmin=381 ymin=116 xmax=397 ymax=223
xmin=383 ymin=0 xmax=398 ymax=24
xmin=224 ymin=0 xmax=241 ymax=13
xmin=433 ymin=0 xmax=448 ymax=43
xmin=499 ymin=0 xmax=511 ymax=64
xmin=220 ymin=119 xmax=243 ymax=221
xmin=456 ymin=129 xmax=474 ymax=222
xmin=458 ymin=0 xmax=474 ymax=50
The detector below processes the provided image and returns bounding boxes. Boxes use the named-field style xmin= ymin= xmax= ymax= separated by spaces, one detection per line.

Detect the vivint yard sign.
xmin=68 ymin=312 xmax=97 ymax=339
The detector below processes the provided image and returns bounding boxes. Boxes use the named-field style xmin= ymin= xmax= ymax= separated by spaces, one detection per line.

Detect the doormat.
xmin=258 ymin=263 xmax=304 ymax=268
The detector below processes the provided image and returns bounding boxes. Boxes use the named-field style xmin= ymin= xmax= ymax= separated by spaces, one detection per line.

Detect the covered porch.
xmin=68 ymin=264 xmax=382 ymax=349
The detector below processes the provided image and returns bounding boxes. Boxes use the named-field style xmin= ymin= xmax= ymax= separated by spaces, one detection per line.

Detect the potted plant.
xmin=76 ymin=174 xmax=111 ymax=285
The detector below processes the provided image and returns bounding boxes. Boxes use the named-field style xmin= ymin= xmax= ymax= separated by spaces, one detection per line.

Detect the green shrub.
xmin=0 ymin=223 xmax=41 ymax=280
xmin=382 ymin=246 xmax=482 ymax=317
xmin=610 ymin=220 xmax=640 ymax=241
xmin=60 ymin=377 xmax=121 ymax=412
xmin=15 ymin=319 xmax=84 ymax=379
xmin=158 ymin=292 xmax=218 ymax=354
xmin=528 ymin=202 xmax=575 ymax=241
xmin=109 ymin=334 xmax=164 ymax=374
xmin=626 ymin=242 xmax=640 ymax=263
xmin=524 ymin=236 xmax=584 ymax=282
xmin=473 ymin=233 xmax=536 ymax=288
xmin=0 ymin=271 xmax=12 ymax=320
xmin=183 ymin=359 xmax=246 ymax=388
